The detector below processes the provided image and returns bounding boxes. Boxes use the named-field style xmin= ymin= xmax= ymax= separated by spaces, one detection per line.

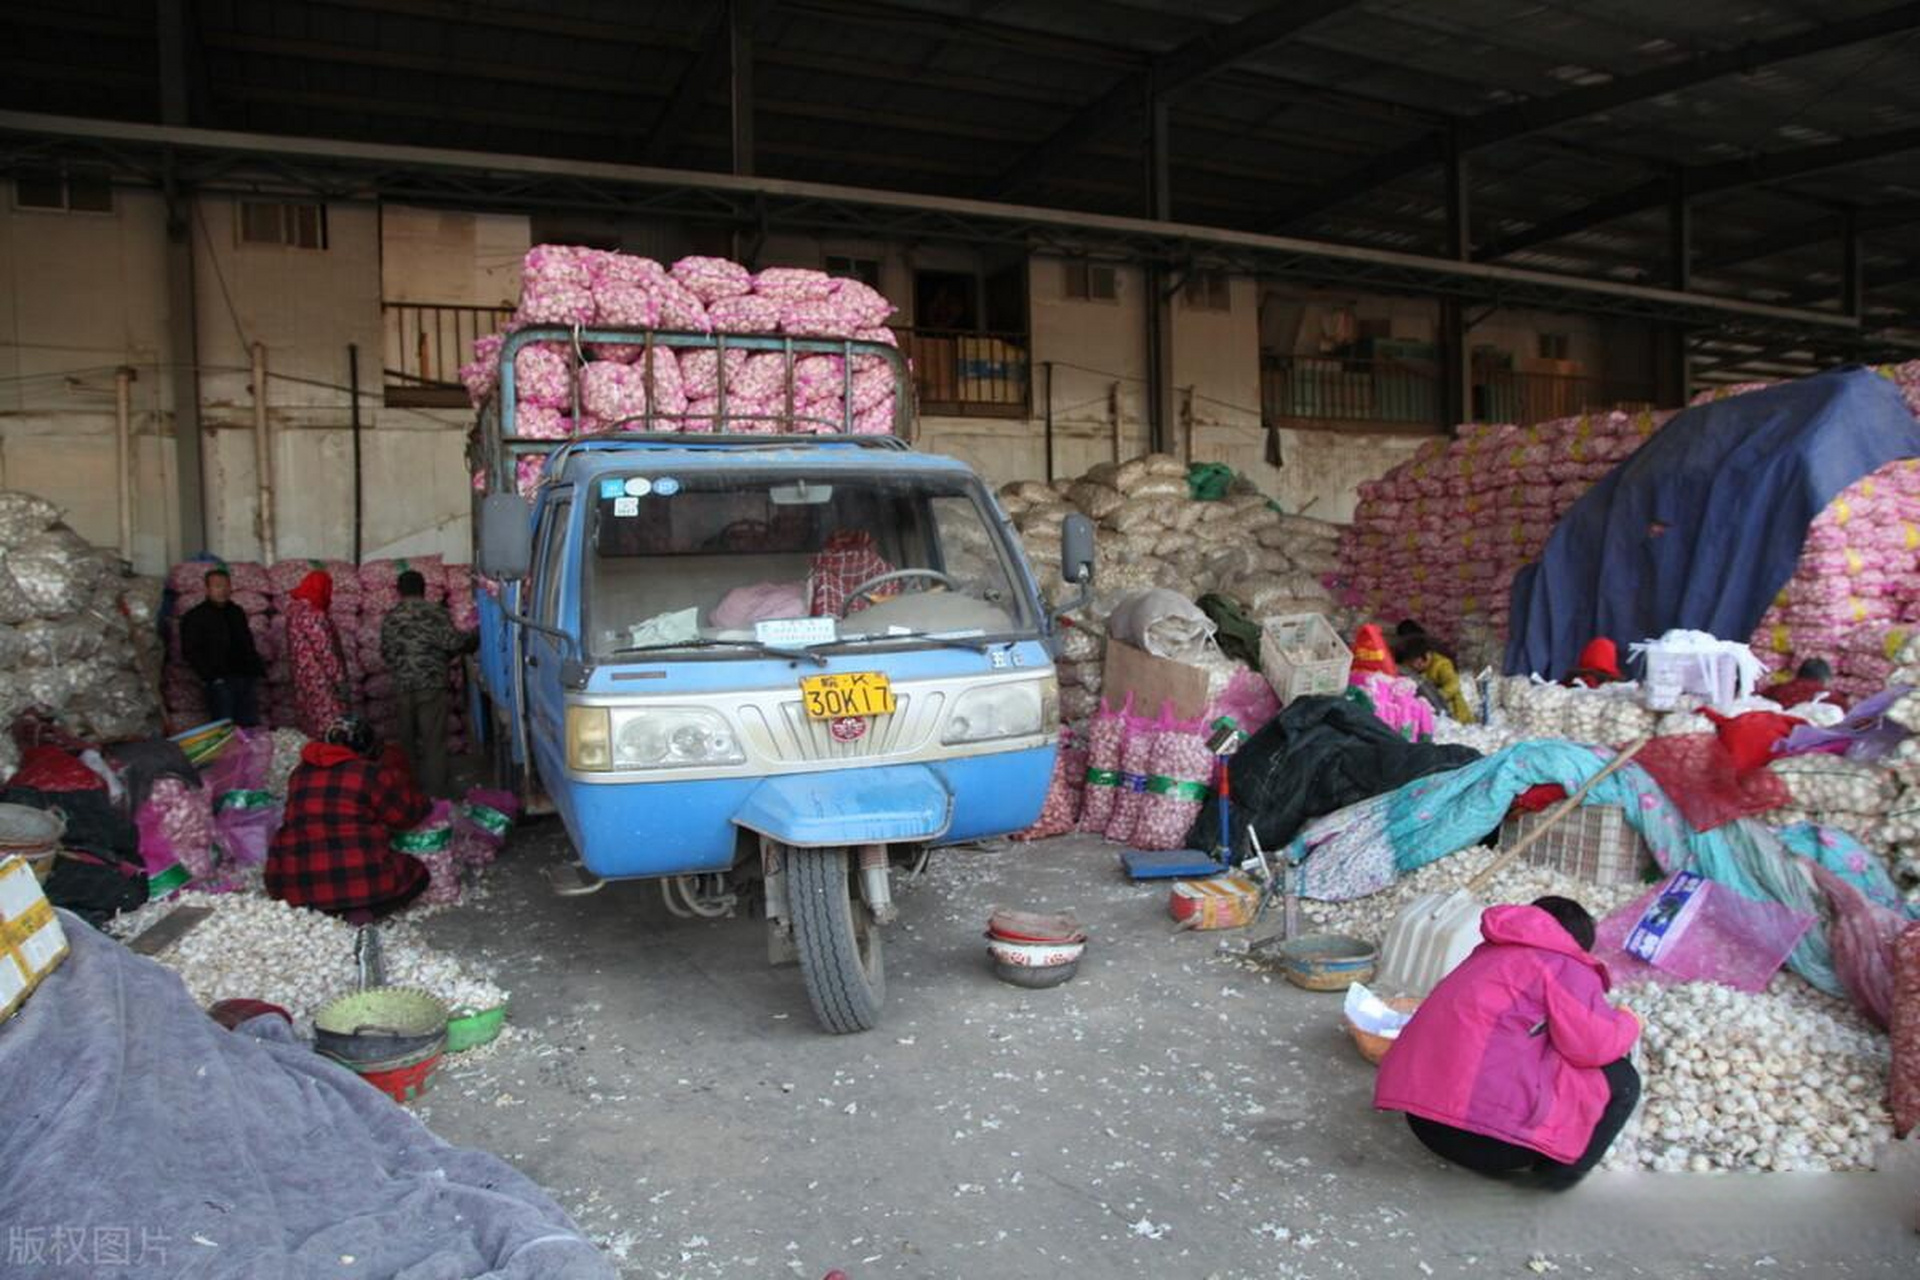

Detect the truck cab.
xmin=471 ymin=328 xmax=1093 ymax=1032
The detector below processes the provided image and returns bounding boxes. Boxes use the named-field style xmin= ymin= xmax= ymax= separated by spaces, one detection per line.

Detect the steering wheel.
xmin=704 ymin=518 xmax=771 ymax=551
xmin=837 ymin=568 xmax=962 ymax=617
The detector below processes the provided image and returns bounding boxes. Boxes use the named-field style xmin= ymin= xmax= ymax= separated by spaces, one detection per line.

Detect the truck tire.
xmin=788 ymin=846 xmax=885 ymax=1034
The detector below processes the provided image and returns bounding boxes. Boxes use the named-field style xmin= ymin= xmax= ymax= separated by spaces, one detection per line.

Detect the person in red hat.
xmin=1567 ymin=637 xmax=1622 ymax=688
xmin=1349 ymin=623 xmax=1399 ymax=681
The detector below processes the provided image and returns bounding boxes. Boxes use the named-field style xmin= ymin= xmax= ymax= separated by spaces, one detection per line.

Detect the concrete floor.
xmin=411 ymin=823 xmax=1920 ymax=1280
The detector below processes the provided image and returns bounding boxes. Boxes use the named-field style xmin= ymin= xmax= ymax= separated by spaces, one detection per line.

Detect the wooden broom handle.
xmin=1463 ymin=736 xmax=1652 ymax=895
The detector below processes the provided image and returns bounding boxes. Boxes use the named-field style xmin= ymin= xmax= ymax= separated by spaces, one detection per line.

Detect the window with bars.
xmin=15 ymin=168 xmax=113 ymax=213
xmin=1182 ymin=270 xmax=1231 ymax=312
xmin=824 ymin=255 xmax=882 ymax=289
xmin=238 ymin=200 xmax=328 ymax=250
xmin=1063 ymin=260 xmax=1118 ymax=302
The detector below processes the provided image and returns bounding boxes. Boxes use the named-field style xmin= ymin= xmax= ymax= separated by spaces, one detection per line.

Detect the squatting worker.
xmin=1374 ymin=896 xmax=1642 ymax=1190
xmin=1762 ymin=657 xmax=1850 ymax=714
xmin=179 ymin=567 xmax=266 ymax=727
xmin=266 ymin=715 xmax=430 ymax=922
xmin=1566 ymin=637 xmax=1623 ymax=688
xmin=380 ymin=569 xmax=478 ymax=797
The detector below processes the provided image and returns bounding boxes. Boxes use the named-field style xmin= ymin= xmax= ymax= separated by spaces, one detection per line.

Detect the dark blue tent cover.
xmin=1505 ymin=367 xmax=1920 ymax=679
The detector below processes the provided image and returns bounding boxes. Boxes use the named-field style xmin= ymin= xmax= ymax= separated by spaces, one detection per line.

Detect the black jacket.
xmin=179 ymin=600 xmax=265 ymax=681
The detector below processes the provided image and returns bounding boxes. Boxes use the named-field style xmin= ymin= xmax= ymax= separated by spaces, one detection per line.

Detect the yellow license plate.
xmin=800 ymin=672 xmax=895 ymax=720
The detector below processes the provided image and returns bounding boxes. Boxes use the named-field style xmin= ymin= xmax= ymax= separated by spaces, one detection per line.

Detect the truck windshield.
xmin=583 ymin=470 xmax=1034 ymax=658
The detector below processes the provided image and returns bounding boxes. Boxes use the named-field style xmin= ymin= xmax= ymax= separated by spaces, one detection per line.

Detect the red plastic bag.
xmin=8 ymin=745 xmax=104 ymax=793
xmin=1701 ymin=708 xmax=1801 ymax=773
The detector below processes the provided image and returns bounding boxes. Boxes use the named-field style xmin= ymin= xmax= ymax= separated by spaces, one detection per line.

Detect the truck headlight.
xmin=568 ymin=706 xmax=744 ymax=771
xmin=942 ymin=679 xmax=1056 ymax=745
xmin=612 ymin=707 xmax=744 ymax=769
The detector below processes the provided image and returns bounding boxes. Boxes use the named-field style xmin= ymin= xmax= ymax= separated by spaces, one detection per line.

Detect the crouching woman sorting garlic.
xmin=1374 ymin=897 xmax=1642 ymax=1189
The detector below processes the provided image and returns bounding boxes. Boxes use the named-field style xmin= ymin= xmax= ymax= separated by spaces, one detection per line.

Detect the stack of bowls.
xmin=986 ymin=908 xmax=1087 ymax=989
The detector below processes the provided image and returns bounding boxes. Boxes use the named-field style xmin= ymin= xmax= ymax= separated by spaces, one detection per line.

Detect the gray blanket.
xmin=0 ymin=914 xmax=615 ymax=1280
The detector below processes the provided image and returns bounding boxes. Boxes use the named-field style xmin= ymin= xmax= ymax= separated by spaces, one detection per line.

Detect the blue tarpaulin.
xmin=1505 ymin=367 xmax=1920 ymax=679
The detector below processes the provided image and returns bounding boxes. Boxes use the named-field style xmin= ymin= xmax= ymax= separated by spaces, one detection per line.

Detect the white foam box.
xmin=0 ymin=854 xmax=69 ymax=1025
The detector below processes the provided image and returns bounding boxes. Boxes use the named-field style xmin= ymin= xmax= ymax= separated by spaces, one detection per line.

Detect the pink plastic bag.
xmin=212 ymin=794 xmax=281 ymax=866
xmin=1595 ymin=872 xmax=1816 ymax=994
xmin=199 ymin=728 xmax=273 ymax=796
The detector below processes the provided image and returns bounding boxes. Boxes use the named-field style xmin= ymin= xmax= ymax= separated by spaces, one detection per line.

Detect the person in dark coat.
xmin=379 ymin=570 xmax=477 ymax=797
xmin=265 ymin=716 xmax=430 ymax=921
xmin=179 ymin=568 xmax=265 ymax=727
xmin=1762 ymin=658 xmax=1849 ymax=713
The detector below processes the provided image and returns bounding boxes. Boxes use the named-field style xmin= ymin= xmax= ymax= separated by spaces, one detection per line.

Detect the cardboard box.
xmin=1102 ymin=638 xmax=1216 ymax=721
xmin=1 ymin=854 xmax=68 ymax=1025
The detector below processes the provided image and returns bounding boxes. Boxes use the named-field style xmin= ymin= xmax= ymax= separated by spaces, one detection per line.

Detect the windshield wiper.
xmin=608 ymin=638 xmax=828 ymax=667
xmin=827 ymin=630 xmax=1001 ymax=653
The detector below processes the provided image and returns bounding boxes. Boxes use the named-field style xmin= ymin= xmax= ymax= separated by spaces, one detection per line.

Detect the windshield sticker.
xmin=612 ymin=496 xmax=640 ymax=518
xmin=598 ymin=478 xmax=625 ymax=500
xmin=755 ymin=616 xmax=838 ymax=648
xmin=653 ymin=477 xmax=680 ymax=496
xmin=624 ymin=476 xmax=653 ymax=497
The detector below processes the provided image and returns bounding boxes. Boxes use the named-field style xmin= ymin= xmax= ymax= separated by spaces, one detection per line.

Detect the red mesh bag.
xmin=1891 ymin=921 xmax=1920 ymax=1138
xmin=1631 ymin=733 xmax=1791 ymax=832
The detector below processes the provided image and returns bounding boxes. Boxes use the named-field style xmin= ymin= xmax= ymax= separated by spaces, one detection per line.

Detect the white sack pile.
xmin=996 ymin=454 xmax=1351 ymax=728
xmin=0 ymin=491 xmax=163 ymax=771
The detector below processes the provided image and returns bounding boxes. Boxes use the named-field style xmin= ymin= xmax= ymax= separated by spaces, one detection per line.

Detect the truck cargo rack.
xmin=478 ymin=325 xmax=917 ymax=495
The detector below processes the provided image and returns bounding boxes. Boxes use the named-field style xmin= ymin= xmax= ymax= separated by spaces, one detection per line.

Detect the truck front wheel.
xmin=788 ymin=846 xmax=885 ymax=1034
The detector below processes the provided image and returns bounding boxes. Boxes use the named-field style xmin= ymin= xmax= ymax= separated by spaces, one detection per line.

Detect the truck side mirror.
xmin=1061 ymin=513 xmax=1096 ymax=586
xmin=478 ymin=493 xmax=533 ymax=579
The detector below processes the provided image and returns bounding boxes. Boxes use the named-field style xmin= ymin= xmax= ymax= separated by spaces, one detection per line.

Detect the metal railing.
xmin=1260 ymin=354 xmax=1656 ymax=428
xmin=897 ymin=327 xmax=1030 ymax=417
xmin=383 ymin=301 xmax=514 ymax=405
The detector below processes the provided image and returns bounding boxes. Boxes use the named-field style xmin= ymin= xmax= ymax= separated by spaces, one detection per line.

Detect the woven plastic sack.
xmin=1077 ymin=696 xmax=1129 ymax=834
xmin=391 ymin=797 xmax=453 ymax=855
xmin=1595 ymin=873 xmax=1816 ymax=994
xmin=0 ymin=491 xmax=60 ymax=548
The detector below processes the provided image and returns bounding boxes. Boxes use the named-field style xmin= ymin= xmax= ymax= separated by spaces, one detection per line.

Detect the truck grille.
xmin=735 ymin=691 xmax=947 ymax=763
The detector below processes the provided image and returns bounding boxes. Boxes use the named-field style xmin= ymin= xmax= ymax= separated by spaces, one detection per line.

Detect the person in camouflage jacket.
xmin=379 ymin=570 xmax=478 ymax=796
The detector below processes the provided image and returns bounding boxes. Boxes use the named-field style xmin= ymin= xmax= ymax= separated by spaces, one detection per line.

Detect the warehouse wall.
xmin=0 ymin=188 xmax=179 ymax=572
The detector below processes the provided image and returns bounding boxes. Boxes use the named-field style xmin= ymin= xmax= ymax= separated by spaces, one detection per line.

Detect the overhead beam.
xmin=1271 ymin=1 xmax=1920 ymax=224
xmin=1477 ymin=126 xmax=1920 ymax=261
xmin=4 ymin=109 xmax=1911 ymax=350
xmin=1696 ymin=201 xmax=1920 ymax=271
xmin=644 ymin=0 xmax=774 ymax=167
xmin=986 ymin=1 xmax=1356 ymax=199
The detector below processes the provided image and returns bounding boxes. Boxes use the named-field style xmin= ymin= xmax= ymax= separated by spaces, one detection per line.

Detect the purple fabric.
xmin=1779 ymin=685 xmax=1913 ymax=762
xmin=1595 ymin=876 xmax=1815 ymax=993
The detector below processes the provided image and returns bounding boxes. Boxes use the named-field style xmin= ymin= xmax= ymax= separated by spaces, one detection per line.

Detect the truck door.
xmin=523 ymin=489 xmax=575 ymax=797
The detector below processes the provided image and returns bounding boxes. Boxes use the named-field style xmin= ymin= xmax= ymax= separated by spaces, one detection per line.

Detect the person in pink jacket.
xmin=1374 ymin=897 xmax=1642 ymax=1189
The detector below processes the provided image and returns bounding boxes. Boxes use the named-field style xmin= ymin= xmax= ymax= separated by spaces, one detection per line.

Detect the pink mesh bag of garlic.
xmin=671 ymin=255 xmax=754 ymax=304
xmin=706 ymin=294 xmax=783 ymax=334
xmin=681 ymin=348 xmax=749 ymax=399
xmin=595 ymin=253 xmax=669 ymax=290
xmin=780 ymin=299 xmax=851 ymax=338
xmin=460 ymin=333 xmax=503 ymax=406
xmin=753 ymin=266 xmax=835 ymax=303
xmin=581 ymin=362 xmax=648 ymax=425
xmin=592 ymin=282 xmax=658 ymax=328
xmin=514 ymin=343 xmax=573 ymax=408
xmin=829 ymin=278 xmax=895 ymax=328
xmin=652 ymin=278 xmax=712 ymax=331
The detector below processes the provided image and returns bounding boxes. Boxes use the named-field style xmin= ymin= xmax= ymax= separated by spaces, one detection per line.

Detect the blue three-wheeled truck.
xmin=469 ymin=326 xmax=1095 ymax=1032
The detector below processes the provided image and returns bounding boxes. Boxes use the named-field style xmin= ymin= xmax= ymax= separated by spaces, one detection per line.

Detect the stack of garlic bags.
xmin=1338 ymin=408 xmax=1673 ymax=668
xmin=1873 ymin=635 xmax=1920 ymax=897
xmin=994 ymin=455 xmax=1350 ymax=731
xmin=1685 ymin=362 xmax=1920 ymax=702
xmin=0 ymin=490 xmax=163 ymax=770
xmin=462 ymin=248 xmax=902 ymax=497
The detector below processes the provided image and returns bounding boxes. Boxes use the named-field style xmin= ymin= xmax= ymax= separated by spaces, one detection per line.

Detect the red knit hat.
xmin=1350 ymin=623 xmax=1398 ymax=677
xmin=1573 ymin=637 xmax=1622 ymax=681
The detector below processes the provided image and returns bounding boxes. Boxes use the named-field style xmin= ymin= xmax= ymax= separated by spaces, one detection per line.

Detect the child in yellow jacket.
xmin=1394 ymin=633 xmax=1475 ymax=723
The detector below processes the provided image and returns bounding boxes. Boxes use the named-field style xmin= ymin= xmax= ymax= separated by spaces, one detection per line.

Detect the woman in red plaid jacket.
xmin=266 ymin=716 xmax=431 ymax=920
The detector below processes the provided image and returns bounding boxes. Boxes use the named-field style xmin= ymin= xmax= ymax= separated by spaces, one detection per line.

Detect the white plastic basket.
xmin=1259 ymin=613 xmax=1352 ymax=704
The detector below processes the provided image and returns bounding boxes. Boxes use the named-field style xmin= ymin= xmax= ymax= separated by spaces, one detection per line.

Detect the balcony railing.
xmin=384 ymin=301 xmax=514 ymax=407
xmin=1261 ymin=354 xmax=1656 ymax=429
xmin=898 ymin=327 xmax=1030 ymax=418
